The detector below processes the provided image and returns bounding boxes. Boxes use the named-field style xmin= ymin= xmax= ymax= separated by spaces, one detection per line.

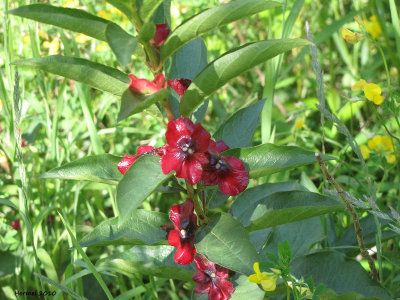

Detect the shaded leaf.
xmin=105 ymin=23 xmax=137 ymax=67
xmin=140 ymin=0 xmax=165 ymax=22
xmin=38 ymin=154 xmax=122 ymax=184
xmin=230 ymin=274 xmax=265 ymax=300
xmin=0 ymin=252 xmax=17 ymax=279
xmin=79 ymin=210 xmax=169 ymax=247
xmin=12 ymin=56 xmax=130 ymax=96
xmin=249 ymin=228 xmax=272 ymax=253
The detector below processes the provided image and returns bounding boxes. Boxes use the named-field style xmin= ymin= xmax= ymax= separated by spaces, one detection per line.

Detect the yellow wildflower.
xmin=0 ymin=99 xmax=3 ymax=112
xmin=43 ymin=39 xmax=60 ymax=55
xmin=248 ymin=262 xmax=278 ymax=292
xmin=351 ymin=79 xmax=367 ymax=92
xmin=23 ymin=34 xmax=31 ymax=44
xmin=364 ymin=83 xmax=383 ymax=105
xmin=368 ymin=135 xmax=397 ymax=164
xmin=360 ymin=145 xmax=370 ymax=159
xmin=96 ymin=42 xmax=108 ymax=52
xmin=98 ymin=10 xmax=111 ymax=20
xmin=342 ymin=28 xmax=362 ymax=44
xmin=75 ymin=33 xmax=88 ymax=44
xmin=364 ymin=15 xmax=381 ymax=39
xmin=0 ymin=154 xmax=7 ymax=164
xmin=386 ymin=154 xmax=396 ymax=164
xmin=295 ymin=117 xmax=305 ymax=130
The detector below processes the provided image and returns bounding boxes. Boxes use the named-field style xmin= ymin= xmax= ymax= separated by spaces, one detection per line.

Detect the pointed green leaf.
xmin=105 ymin=23 xmax=137 ymax=67
xmin=230 ymin=274 xmax=265 ymax=300
xmin=161 ymin=0 xmax=282 ymax=61
xmin=38 ymin=154 xmax=122 ymax=184
xmin=106 ymin=0 xmax=134 ymax=20
xmin=195 ymin=212 xmax=259 ymax=275
xmin=179 ymin=38 xmax=310 ymax=116
xmin=117 ymin=88 xmax=169 ymax=122
xmin=117 ymin=155 xmax=172 ymax=224
xmin=79 ymin=210 xmax=169 ymax=247
xmin=12 ymin=56 xmax=130 ymax=96
xmin=243 ymin=191 xmax=344 ymax=231
xmin=214 ymin=99 xmax=266 ymax=148
xmin=140 ymin=0 xmax=165 ymax=22
xmin=222 ymin=143 xmax=335 ymax=178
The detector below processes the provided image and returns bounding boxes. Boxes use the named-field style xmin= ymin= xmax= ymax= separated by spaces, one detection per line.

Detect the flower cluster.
xmin=352 ymin=79 xmax=383 ymax=105
xmin=364 ymin=15 xmax=381 ymax=39
xmin=361 ymin=135 xmax=397 ymax=164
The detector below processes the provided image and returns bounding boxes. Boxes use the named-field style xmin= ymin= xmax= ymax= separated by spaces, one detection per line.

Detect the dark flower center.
xmin=178 ymin=137 xmax=195 ymax=156
xmin=179 ymin=218 xmax=196 ymax=239
xmin=206 ymin=154 xmax=230 ymax=172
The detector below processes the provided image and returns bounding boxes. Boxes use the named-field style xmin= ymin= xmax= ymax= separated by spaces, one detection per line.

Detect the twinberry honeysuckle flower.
xmin=201 ymin=140 xmax=249 ymax=196
xmin=248 ymin=262 xmax=278 ymax=292
xmin=160 ymin=117 xmax=211 ymax=185
xmin=12 ymin=219 xmax=21 ymax=231
xmin=341 ymin=28 xmax=362 ymax=44
xmin=118 ymin=145 xmax=164 ymax=174
xmin=150 ymin=24 xmax=170 ymax=47
xmin=192 ymin=255 xmax=234 ymax=300
xmin=364 ymin=15 xmax=381 ymax=39
xmin=168 ymin=198 xmax=198 ymax=265
xmin=167 ymin=78 xmax=192 ymax=100
xmin=128 ymin=73 xmax=166 ymax=95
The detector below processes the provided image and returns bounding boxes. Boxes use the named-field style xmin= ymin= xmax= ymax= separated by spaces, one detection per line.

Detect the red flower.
xmin=160 ymin=118 xmax=211 ymax=185
xmin=167 ymin=78 xmax=192 ymax=100
xmin=193 ymin=255 xmax=234 ymax=300
xmin=151 ymin=24 xmax=170 ymax=47
xmin=11 ymin=219 xmax=21 ymax=230
xmin=128 ymin=74 xmax=166 ymax=95
xmin=201 ymin=140 xmax=249 ymax=196
xmin=118 ymin=145 xmax=162 ymax=175
xmin=168 ymin=198 xmax=198 ymax=265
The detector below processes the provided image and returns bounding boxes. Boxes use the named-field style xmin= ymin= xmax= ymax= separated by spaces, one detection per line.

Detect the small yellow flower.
xmin=351 ymin=79 xmax=367 ymax=92
xmin=295 ymin=117 xmax=305 ymax=130
xmin=364 ymin=83 xmax=383 ymax=105
xmin=98 ymin=10 xmax=111 ymax=20
xmin=23 ymin=34 xmax=31 ymax=44
xmin=248 ymin=262 xmax=278 ymax=292
xmin=341 ymin=28 xmax=362 ymax=44
xmin=96 ymin=42 xmax=108 ymax=52
xmin=0 ymin=154 xmax=7 ymax=164
xmin=360 ymin=145 xmax=370 ymax=159
xmin=368 ymin=136 xmax=397 ymax=163
xmin=386 ymin=154 xmax=396 ymax=164
xmin=365 ymin=15 xmax=381 ymax=39
xmin=75 ymin=33 xmax=88 ymax=44
xmin=43 ymin=39 xmax=60 ymax=55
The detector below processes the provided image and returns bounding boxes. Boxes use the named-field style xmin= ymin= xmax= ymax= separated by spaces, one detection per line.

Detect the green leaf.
xmin=36 ymin=248 xmax=59 ymax=283
xmin=0 ymin=198 xmax=18 ymax=210
xmin=161 ymin=0 xmax=282 ymax=61
xmin=79 ymin=210 xmax=169 ymax=247
xmin=0 ymin=252 xmax=17 ymax=279
xmin=98 ymin=245 xmax=195 ymax=281
xmin=12 ymin=56 xmax=130 ymax=96
xmin=249 ymin=228 xmax=272 ymax=253
xmin=222 ymin=143 xmax=335 ymax=178
xmin=140 ymin=0 xmax=165 ymax=22
xmin=106 ymin=0 xmax=134 ymax=20
xmin=230 ymin=274 xmax=265 ymax=300
xmin=179 ymin=38 xmax=310 ymax=116
xmin=214 ymin=99 xmax=266 ymax=148
xmin=243 ymin=191 xmax=344 ymax=232
xmin=8 ymin=4 xmax=113 ymax=41
xmin=195 ymin=212 xmax=259 ymax=275
xmin=291 ymin=251 xmax=391 ymax=299
xmin=38 ymin=154 xmax=122 ymax=184
xmin=105 ymin=23 xmax=137 ymax=67
xmin=117 ymin=155 xmax=172 ymax=224
xmin=117 ymin=88 xmax=169 ymax=122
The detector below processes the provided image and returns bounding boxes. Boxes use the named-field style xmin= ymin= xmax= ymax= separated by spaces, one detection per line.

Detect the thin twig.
xmin=315 ymin=153 xmax=379 ymax=281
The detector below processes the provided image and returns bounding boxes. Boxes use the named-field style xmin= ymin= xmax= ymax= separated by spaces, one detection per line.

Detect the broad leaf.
xmin=98 ymin=245 xmax=195 ymax=281
xmin=205 ymin=189 xmax=229 ymax=209
xmin=7 ymin=4 xmax=128 ymax=42
xmin=161 ymin=0 xmax=282 ymax=61
xmin=230 ymin=274 xmax=265 ymax=300
xmin=105 ymin=23 xmax=137 ymax=67
xmin=140 ymin=0 xmax=165 ymax=22
xmin=117 ymin=88 xmax=169 ymax=122
xmin=249 ymin=228 xmax=272 ymax=253
xmin=0 ymin=252 xmax=17 ymax=279
xmin=214 ymin=99 xmax=266 ymax=149
xmin=243 ymin=191 xmax=344 ymax=231
xmin=222 ymin=143 xmax=335 ymax=178
xmin=195 ymin=212 xmax=259 ymax=275
xmin=12 ymin=56 xmax=130 ymax=96
xmin=117 ymin=155 xmax=172 ymax=224
xmin=38 ymin=154 xmax=122 ymax=184
xmin=106 ymin=0 xmax=134 ymax=20
xmin=179 ymin=38 xmax=310 ymax=116
xmin=291 ymin=251 xmax=391 ymax=299
xmin=79 ymin=210 xmax=169 ymax=247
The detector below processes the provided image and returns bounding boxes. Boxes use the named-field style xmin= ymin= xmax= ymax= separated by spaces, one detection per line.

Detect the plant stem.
xmin=186 ymin=181 xmax=208 ymax=224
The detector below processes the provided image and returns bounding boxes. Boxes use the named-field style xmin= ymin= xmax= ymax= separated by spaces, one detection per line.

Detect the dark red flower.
xmin=160 ymin=117 xmax=211 ymax=185
xmin=201 ymin=140 xmax=249 ymax=196
xmin=128 ymin=74 xmax=166 ymax=95
xmin=150 ymin=24 xmax=170 ymax=47
xmin=193 ymin=255 xmax=234 ymax=300
xmin=118 ymin=145 xmax=160 ymax=175
xmin=167 ymin=198 xmax=198 ymax=265
xmin=12 ymin=219 xmax=21 ymax=230
xmin=167 ymin=78 xmax=192 ymax=100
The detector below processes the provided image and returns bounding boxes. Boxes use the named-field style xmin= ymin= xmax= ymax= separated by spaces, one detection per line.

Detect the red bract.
xmin=160 ymin=117 xmax=211 ymax=185
xmin=202 ymin=140 xmax=249 ymax=196
xmin=12 ymin=219 xmax=21 ymax=231
xmin=151 ymin=24 xmax=170 ymax=47
xmin=168 ymin=198 xmax=198 ymax=265
xmin=118 ymin=145 xmax=163 ymax=175
xmin=129 ymin=74 xmax=166 ymax=95
xmin=193 ymin=255 xmax=234 ymax=300
xmin=167 ymin=78 xmax=192 ymax=99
